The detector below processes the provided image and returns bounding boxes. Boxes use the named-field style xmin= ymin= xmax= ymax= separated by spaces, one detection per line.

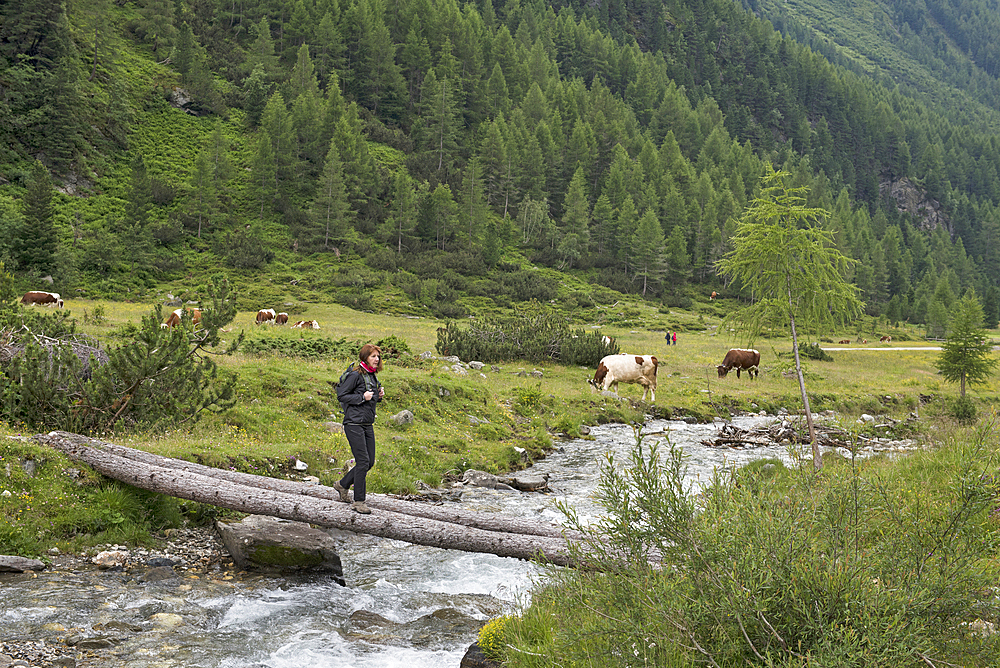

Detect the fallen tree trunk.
xmin=38 ymin=431 xmax=583 ymax=543
xmin=34 ymin=431 xmax=586 ymax=567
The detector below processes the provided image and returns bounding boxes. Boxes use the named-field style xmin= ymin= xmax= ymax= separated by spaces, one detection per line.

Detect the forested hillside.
xmin=2 ymin=0 xmax=1000 ymax=332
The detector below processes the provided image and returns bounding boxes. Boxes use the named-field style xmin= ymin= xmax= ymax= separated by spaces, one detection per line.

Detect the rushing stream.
xmin=2 ymin=415 xmax=848 ymax=667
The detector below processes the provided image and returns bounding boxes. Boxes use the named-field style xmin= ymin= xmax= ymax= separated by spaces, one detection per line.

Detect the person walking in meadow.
xmin=333 ymin=344 xmax=385 ymax=514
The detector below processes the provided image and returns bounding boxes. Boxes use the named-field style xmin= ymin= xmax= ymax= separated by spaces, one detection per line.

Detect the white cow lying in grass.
xmin=589 ymin=354 xmax=658 ymax=401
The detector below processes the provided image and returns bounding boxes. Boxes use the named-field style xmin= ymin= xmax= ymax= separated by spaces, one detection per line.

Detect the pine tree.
xmin=935 ymin=290 xmax=998 ymax=398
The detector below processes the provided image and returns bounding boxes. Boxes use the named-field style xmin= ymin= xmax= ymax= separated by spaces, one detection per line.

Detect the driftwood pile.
xmin=701 ymin=417 xmax=904 ymax=450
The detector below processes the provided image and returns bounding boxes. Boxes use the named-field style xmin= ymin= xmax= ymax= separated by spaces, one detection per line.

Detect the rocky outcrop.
xmin=879 ymin=177 xmax=950 ymax=234
xmin=216 ymin=515 xmax=345 ymax=584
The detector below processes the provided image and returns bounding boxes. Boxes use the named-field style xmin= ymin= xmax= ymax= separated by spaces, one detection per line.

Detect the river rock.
xmin=0 ymin=556 xmax=45 ymax=572
xmin=216 ymin=515 xmax=346 ymax=583
xmin=461 ymin=470 xmax=514 ymax=490
xmin=147 ymin=613 xmax=186 ymax=630
xmin=507 ymin=473 xmax=549 ymax=492
xmin=460 ymin=643 xmax=502 ymax=668
xmin=92 ymin=550 xmax=128 ymax=569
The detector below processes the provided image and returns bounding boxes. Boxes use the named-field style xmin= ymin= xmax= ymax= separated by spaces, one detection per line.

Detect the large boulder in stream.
xmin=0 ymin=555 xmax=46 ymax=572
xmin=216 ymin=515 xmax=345 ymax=584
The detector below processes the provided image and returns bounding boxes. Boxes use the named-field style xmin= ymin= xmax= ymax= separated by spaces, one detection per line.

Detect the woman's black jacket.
xmin=337 ymin=369 xmax=382 ymax=425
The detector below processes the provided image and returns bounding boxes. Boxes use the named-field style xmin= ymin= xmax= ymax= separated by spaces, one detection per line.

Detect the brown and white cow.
xmin=589 ymin=354 xmax=658 ymax=401
xmin=162 ymin=307 xmax=202 ymax=328
xmin=21 ymin=291 xmax=63 ymax=308
xmin=879 ymin=335 xmax=892 ymax=343
xmin=291 ymin=320 xmax=320 ymax=329
xmin=275 ymin=312 xmax=289 ymax=325
xmin=838 ymin=339 xmax=851 ymax=344
xmin=717 ymin=349 xmax=760 ymax=379
xmin=710 ymin=291 xmax=718 ymax=300
xmin=256 ymin=308 xmax=276 ymax=325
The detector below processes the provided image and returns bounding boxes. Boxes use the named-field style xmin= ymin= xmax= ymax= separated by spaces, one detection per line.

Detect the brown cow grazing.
xmin=255 ymin=308 xmax=276 ymax=325
xmin=21 ymin=291 xmax=63 ymax=308
xmin=710 ymin=291 xmax=718 ymax=300
xmin=879 ymin=335 xmax=892 ymax=343
xmin=717 ymin=349 xmax=760 ymax=379
xmin=838 ymin=339 xmax=851 ymax=344
xmin=291 ymin=320 xmax=320 ymax=329
xmin=589 ymin=354 xmax=658 ymax=401
xmin=275 ymin=312 xmax=289 ymax=325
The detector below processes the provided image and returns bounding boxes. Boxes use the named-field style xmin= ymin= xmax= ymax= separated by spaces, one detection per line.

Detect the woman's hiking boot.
xmin=332 ymin=481 xmax=350 ymax=503
xmin=351 ymin=501 xmax=371 ymax=514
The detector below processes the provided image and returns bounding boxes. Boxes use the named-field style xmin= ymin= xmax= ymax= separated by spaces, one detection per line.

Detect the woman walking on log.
xmin=333 ymin=344 xmax=384 ymax=514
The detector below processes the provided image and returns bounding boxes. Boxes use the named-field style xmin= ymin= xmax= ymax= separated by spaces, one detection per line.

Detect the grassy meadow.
xmin=2 ymin=292 xmax=998 ymax=558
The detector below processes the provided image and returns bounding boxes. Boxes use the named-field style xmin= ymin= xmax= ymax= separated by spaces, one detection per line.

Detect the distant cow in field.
xmin=856 ymin=337 xmax=867 ymax=344
xmin=291 ymin=320 xmax=320 ymax=329
xmin=589 ymin=354 xmax=658 ymax=401
xmin=256 ymin=308 xmax=276 ymax=325
xmin=838 ymin=339 xmax=851 ymax=344
xmin=717 ymin=349 xmax=760 ymax=379
xmin=162 ymin=308 xmax=202 ymax=328
xmin=601 ymin=335 xmax=615 ymax=347
xmin=275 ymin=312 xmax=289 ymax=325
xmin=21 ymin=291 xmax=63 ymax=308
xmin=710 ymin=291 xmax=718 ymax=300
xmin=879 ymin=335 xmax=892 ymax=343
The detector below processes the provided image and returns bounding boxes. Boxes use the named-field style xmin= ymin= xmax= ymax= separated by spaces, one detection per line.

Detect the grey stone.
xmin=462 ymin=470 xmax=514 ymax=490
xmin=469 ymin=361 xmax=485 ymax=370
xmin=508 ymin=474 xmax=549 ymax=492
xmin=0 ymin=555 xmax=46 ymax=572
xmin=390 ymin=409 xmax=414 ymax=426
xmin=324 ymin=422 xmax=345 ymax=434
xmin=0 ymin=655 xmax=12 ymax=668
xmin=579 ymin=425 xmax=591 ymax=435
xmin=51 ymin=658 xmax=75 ymax=668
xmin=451 ymin=364 xmax=468 ymax=375
xmin=216 ymin=515 xmax=345 ymax=583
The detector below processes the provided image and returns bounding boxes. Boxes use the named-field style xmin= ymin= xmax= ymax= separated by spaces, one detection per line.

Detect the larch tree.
xmin=716 ymin=165 xmax=863 ymax=470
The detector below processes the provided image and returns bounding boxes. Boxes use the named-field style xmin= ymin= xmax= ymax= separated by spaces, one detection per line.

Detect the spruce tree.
xmin=935 ymin=290 xmax=998 ymax=399
xmin=12 ymin=160 xmax=57 ymax=275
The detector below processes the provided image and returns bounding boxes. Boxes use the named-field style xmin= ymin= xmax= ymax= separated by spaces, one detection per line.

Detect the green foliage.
xmin=935 ymin=290 xmax=998 ymax=398
xmin=243 ymin=333 xmax=360 ymax=360
xmin=798 ymin=341 xmax=833 ymax=361
xmin=436 ymin=309 xmax=616 ymax=365
xmin=509 ymin=427 xmax=1000 ymax=667
xmin=951 ymin=395 xmax=977 ymax=424
xmin=477 ymin=616 xmax=512 ymax=661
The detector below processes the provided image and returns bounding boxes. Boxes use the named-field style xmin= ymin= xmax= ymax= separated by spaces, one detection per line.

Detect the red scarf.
xmin=359 ymin=360 xmax=377 ymax=374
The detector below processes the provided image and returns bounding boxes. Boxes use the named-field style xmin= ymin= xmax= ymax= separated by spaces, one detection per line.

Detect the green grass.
xmin=4 ymin=293 xmax=999 ymax=559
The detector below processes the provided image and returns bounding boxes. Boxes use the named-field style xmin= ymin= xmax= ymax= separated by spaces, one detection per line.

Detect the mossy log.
xmin=34 ymin=431 xmax=586 ymax=567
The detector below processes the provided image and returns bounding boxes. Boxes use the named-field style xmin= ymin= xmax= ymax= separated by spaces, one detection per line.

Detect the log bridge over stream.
xmin=34 ymin=431 xmax=590 ymax=568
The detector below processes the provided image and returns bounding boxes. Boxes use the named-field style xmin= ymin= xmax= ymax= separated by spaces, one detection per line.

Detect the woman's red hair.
xmin=359 ymin=344 xmax=383 ymax=372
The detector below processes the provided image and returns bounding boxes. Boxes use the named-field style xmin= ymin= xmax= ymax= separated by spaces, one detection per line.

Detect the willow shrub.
xmin=501 ymin=423 xmax=1000 ymax=667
